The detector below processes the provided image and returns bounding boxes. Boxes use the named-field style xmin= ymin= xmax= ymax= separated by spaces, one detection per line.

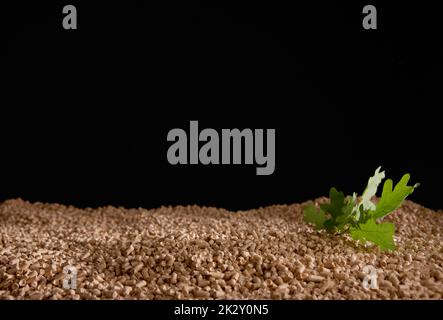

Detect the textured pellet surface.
xmin=0 ymin=198 xmax=442 ymax=300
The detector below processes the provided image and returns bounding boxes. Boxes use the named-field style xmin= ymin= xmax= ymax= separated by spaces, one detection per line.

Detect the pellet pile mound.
xmin=0 ymin=198 xmax=442 ymax=300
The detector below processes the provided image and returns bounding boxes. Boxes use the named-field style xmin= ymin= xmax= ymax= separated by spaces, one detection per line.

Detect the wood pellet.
xmin=0 ymin=198 xmax=442 ymax=299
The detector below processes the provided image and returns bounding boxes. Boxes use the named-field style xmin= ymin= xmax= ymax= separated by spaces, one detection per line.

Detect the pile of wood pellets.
xmin=0 ymin=198 xmax=442 ymax=300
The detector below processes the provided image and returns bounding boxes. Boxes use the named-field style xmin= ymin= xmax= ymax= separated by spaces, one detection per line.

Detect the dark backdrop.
xmin=1 ymin=1 xmax=441 ymax=210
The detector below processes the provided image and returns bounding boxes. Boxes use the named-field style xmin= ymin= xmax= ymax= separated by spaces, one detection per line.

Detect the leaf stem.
xmin=335 ymin=226 xmax=351 ymax=236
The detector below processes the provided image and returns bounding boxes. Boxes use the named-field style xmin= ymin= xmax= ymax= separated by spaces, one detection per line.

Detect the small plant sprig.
xmin=303 ymin=167 xmax=419 ymax=251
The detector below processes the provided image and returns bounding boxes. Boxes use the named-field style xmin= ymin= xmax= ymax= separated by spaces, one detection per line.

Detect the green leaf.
xmin=360 ymin=166 xmax=385 ymax=211
xmin=349 ymin=219 xmax=396 ymax=251
xmin=320 ymin=187 xmax=345 ymax=219
xmin=303 ymin=204 xmax=327 ymax=230
xmin=337 ymin=193 xmax=357 ymax=223
xmin=371 ymin=173 xmax=419 ymax=219
xmin=302 ymin=167 xmax=419 ymax=251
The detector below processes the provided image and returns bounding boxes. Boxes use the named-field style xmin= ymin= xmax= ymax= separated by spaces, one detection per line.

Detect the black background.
xmin=1 ymin=1 xmax=442 ymax=210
